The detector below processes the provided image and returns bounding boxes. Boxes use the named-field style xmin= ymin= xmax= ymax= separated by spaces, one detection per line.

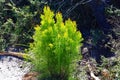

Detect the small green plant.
xmin=29 ymin=6 xmax=83 ymax=80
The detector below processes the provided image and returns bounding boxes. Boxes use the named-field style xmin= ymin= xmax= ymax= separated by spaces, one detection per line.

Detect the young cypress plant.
xmin=29 ymin=6 xmax=83 ymax=80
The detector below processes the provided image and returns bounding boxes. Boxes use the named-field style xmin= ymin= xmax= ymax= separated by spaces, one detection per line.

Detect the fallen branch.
xmin=0 ymin=51 xmax=31 ymax=61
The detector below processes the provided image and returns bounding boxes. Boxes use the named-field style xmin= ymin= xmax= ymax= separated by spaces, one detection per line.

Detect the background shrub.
xmin=0 ymin=0 xmax=46 ymax=51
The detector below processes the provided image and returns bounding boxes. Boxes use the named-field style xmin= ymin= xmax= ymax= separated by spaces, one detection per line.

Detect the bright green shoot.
xmin=29 ymin=6 xmax=83 ymax=80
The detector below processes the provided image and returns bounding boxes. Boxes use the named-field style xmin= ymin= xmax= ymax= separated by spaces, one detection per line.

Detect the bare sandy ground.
xmin=0 ymin=56 xmax=31 ymax=80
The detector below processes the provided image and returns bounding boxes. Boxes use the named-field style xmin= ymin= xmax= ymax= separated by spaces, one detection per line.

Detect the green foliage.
xmin=0 ymin=19 xmax=16 ymax=51
xmin=10 ymin=4 xmax=36 ymax=44
xmin=0 ymin=0 xmax=49 ymax=51
xmin=106 ymin=5 xmax=120 ymax=16
xmin=0 ymin=0 xmax=5 ymax=3
xmin=29 ymin=6 xmax=83 ymax=80
xmin=96 ymin=56 xmax=120 ymax=79
xmin=0 ymin=1 xmax=37 ymax=51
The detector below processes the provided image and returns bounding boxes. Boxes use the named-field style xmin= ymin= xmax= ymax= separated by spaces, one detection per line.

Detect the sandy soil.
xmin=0 ymin=56 xmax=31 ymax=80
